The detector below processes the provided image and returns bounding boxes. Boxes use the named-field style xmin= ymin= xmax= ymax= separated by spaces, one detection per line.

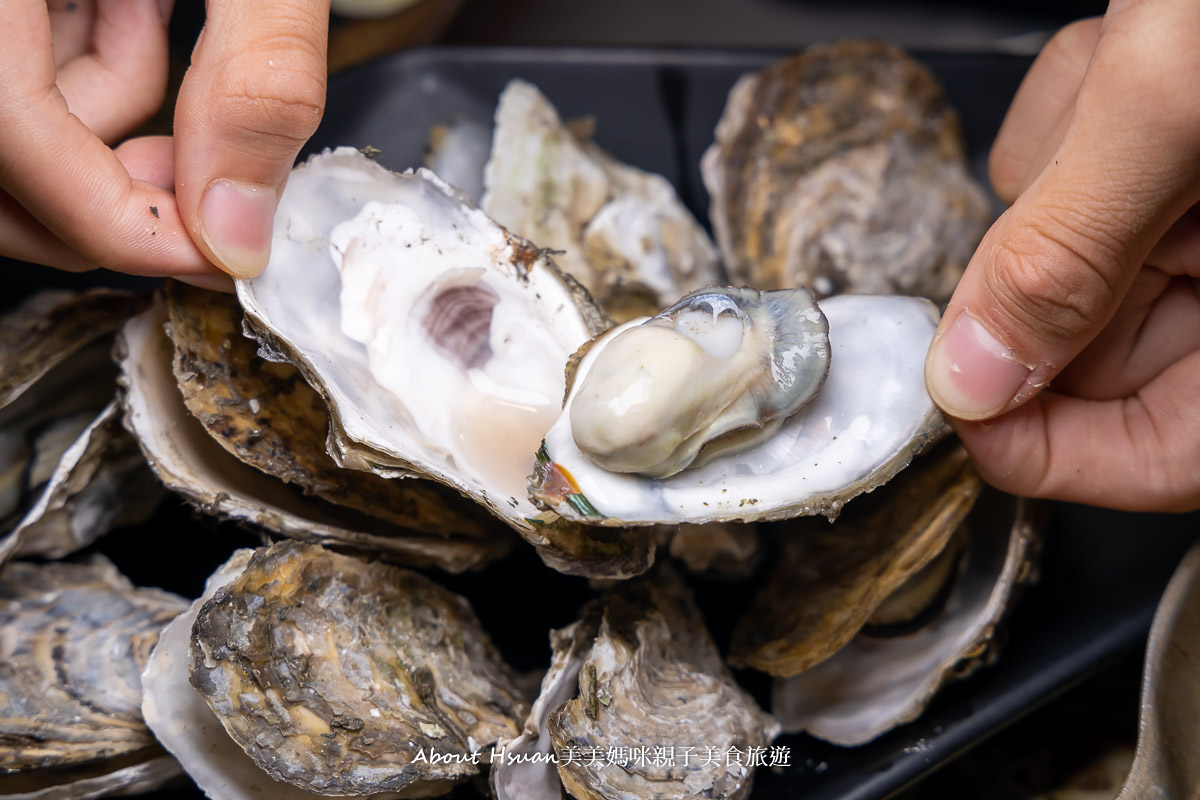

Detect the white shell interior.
xmin=541 ymin=294 xmax=942 ymax=525
xmin=237 ymin=148 xmax=597 ymax=531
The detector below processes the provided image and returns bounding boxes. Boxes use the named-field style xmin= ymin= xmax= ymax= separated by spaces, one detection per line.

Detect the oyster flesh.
xmin=532 ymin=291 xmax=944 ymax=526
xmin=702 ymin=40 xmax=990 ymax=301
xmin=0 ymin=556 xmax=186 ymax=796
xmin=188 ymin=541 xmax=528 ymax=796
xmin=482 ymin=80 xmax=723 ymax=322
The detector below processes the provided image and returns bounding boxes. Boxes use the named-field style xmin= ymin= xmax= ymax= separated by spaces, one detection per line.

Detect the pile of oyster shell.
xmin=0 ymin=42 xmax=1038 ymax=800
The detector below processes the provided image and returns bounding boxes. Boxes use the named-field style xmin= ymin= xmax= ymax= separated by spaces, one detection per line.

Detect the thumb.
xmin=926 ymin=0 xmax=1200 ymax=420
xmin=174 ymin=0 xmax=330 ymax=279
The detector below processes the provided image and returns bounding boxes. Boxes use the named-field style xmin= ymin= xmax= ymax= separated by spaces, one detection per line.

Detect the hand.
xmin=924 ymin=1 xmax=1200 ymax=512
xmin=0 ymin=0 xmax=329 ymax=286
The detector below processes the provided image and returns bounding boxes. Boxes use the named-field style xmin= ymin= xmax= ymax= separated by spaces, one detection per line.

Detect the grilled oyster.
xmin=0 ymin=290 xmax=157 ymax=566
xmin=770 ymin=486 xmax=1041 ymax=745
xmin=187 ymin=542 xmax=527 ymax=796
xmin=235 ymin=147 xmax=654 ymax=578
xmin=0 ymin=556 xmax=185 ymax=797
xmin=531 ymin=291 xmax=944 ymax=526
xmin=482 ymin=80 xmax=723 ymax=322
xmin=702 ymin=41 xmax=990 ymax=301
xmin=118 ymin=296 xmax=508 ymax=572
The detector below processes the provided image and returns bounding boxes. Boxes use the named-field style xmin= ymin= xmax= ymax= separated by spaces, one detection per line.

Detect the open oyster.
xmin=702 ymin=41 xmax=990 ymax=301
xmin=118 ymin=295 xmax=508 ymax=572
xmin=532 ymin=291 xmax=944 ymax=526
xmin=482 ymin=80 xmax=723 ymax=322
xmin=187 ymin=542 xmax=527 ymax=796
xmin=1 ymin=289 xmax=158 ymax=566
xmin=236 ymin=147 xmax=654 ymax=577
xmin=494 ymin=567 xmax=778 ymax=800
xmin=0 ymin=556 xmax=185 ymax=797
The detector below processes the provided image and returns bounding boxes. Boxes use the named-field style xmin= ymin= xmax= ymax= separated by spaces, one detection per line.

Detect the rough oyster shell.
xmin=730 ymin=441 xmax=982 ymax=676
xmin=482 ymin=80 xmax=723 ymax=322
xmin=547 ymin=567 xmax=780 ymax=800
xmin=187 ymin=542 xmax=528 ymax=796
xmin=0 ymin=556 xmax=186 ymax=794
xmin=532 ymin=293 xmax=944 ymax=526
xmin=771 ymin=490 xmax=1041 ymax=745
xmin=118 ymin=297 xmax=507 ymax=572
xmin=701 ymin=41 xmax=990 ymax=301
xmin=235 ymin=147 xmax=654 ymax=578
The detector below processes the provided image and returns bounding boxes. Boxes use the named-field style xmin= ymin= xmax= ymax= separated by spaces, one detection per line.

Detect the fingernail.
xmin=158 ymin=0 xmax=174 ymax=24
xmin=176 ymin=271 xmax=236 ymax=293
xmin=199 ymin=179 xmax=276 ymax=279
xmin=925 ymin=311 xmax=1031 ymax=420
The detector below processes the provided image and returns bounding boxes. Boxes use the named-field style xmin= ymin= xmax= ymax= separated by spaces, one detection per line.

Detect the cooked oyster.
xmin=772 ymin=490 xmax=1041 ymax=745
xmin=482 ymin=80 xmax=723 ymax=322
xmin=532 ymin=293 xmax=944 ymax=526
xmin=1 ymin=289 xmax=157 ymax=565
xmin=569 ymin=288 xmax=829 ymax=478
xmin=730 ymin=441 xmax=982 ymax=676
xmin=236 ymin=147 xmax=653 ymax=578
xmin=188 ymin=542 xmax=527 ymax=796
xmin=118 ymin=297 xmax=509 ymax=572
xmin=547 ymin=567 xmax=780 ymax=800
xmin=702 ymin=41 xmax=990 ymax=301
xmin=0 ymin=557 xmax=186 ymax=796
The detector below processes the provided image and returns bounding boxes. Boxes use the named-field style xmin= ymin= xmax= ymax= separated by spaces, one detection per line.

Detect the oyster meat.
xmin=483 ymin=80 xmax=723 ymax=322
xmin=532 ymin=291 xmax=944 ymax=526
xmin=188 ymin=542 xmax=528 ymax=796
xmin=702 ymin=40 xmax=990 ymax=301
xmin=0 ymin=556 xmax=186 ymax=796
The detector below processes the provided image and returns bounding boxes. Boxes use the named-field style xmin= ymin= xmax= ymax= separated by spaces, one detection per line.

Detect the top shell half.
xmin=236 ymin=147 xmax=608 ymax=535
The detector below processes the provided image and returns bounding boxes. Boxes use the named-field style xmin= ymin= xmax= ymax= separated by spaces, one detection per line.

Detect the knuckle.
xmin=984 ymin=214 xmax=1123 ymax=344
xmin=209 ymin=39 xmax=327 ymax=148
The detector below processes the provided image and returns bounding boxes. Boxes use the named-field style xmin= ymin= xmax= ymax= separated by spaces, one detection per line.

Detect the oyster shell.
xmin=729 ymin=441 xmax=982 ymax=676
xmin=547 ymin=567 xmax=779 ymax=800
xmin=235 ymin=147 xmax=654 ymax=578
xmin=425 ymin=117 xmax=491 ymax=204
xmin=532 ymin=293 xmax=944 ymax=526
xmin=771 ymin=490 xmax=1041 ymax=745
xmin=118 ymin=297 xmax=508 ymax=572
xmin=188 ymin=542 xmax=527 ymax=796
xmin=701 ymin=41 xmax=990 ymax=301
xmin=482 ymin=80 xmax=723 ymax=322
xmin=0 ymin=556 xmax=186 ymax=795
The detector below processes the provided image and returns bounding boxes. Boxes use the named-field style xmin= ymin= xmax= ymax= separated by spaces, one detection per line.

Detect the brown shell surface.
xmin=548 ymin=567 xmax=779 ymax=800
xmin=706 ymin=40 xmax=990 ymax=300
xmin=163 ymin=282 xmax=505 ymax=550
xmin=189 ymin=542 xmax=528 ymax=797
xmin=730 ymin=440 xmax=982 ymax=676
xmin=0 ymin=556 xmax=186 ymax=773
xmin=0 ymin=289 xmax=143 ymax=411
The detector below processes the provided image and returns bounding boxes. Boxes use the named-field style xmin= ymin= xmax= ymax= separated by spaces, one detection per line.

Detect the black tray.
xmin=8 ymin=46 xmax=1200 ymax=800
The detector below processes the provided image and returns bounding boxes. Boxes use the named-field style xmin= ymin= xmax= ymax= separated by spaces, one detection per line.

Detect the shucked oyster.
xmin=493 ymin=567 xmax=779 ymax=800
xmin=236 ymin=147 xmax=654 ymax=578
xmin=187 ymin=542 xmax=527 ymax=796
xmin=0 ymin=556 xmax=185 ymax=797
xmin=532 ymin=291 xmax=943 ymax=526
xmin=702 ymin=41 xmax=990 ymax=301
xmin=483 ymin=80 xmax=723 ymax=322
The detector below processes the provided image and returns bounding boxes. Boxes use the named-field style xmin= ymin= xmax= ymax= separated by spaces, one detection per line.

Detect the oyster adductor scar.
xmin=532 ymin=292 xmax=943 ymax=526
xmin=701 ymin=40 xmax=990 ymax=301
xmin=187 ymin=541 xmax=528 ymax=797
xmin=0 ymin=556 xmax=186 ymax=796
xmin=235 ymin=147 xmax=654 ymax=578
xmin=568 ymin=287 xmax=829 ymax=478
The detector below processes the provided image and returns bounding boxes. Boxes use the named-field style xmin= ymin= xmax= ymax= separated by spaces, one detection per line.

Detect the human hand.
xmin=0 ymin=1 xmax=329 ymax=286
xmin=924 ymin=0 xmax=1200 ymax=512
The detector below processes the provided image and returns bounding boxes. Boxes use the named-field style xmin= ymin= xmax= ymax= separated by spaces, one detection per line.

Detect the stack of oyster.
xmin=0 ymin=42 xmax=1038 ymax=800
